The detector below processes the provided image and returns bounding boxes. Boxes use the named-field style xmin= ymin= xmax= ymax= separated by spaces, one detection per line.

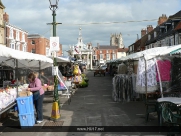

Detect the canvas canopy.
xmin=109 ymin=44 xmax=181 ymax=63
xmin=56 ymin=56 xmax=71 ymax=63
xmin=0 ymin=44 xmax=53 ymax=69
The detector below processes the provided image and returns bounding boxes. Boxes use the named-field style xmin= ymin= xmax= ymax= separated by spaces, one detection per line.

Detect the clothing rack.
xmin=112 ymin=74 xmax=138 ymax=102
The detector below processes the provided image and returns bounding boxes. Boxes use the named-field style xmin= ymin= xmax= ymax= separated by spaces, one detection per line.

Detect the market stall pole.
xmin=48 ymin=0 xmax=62 ymax=120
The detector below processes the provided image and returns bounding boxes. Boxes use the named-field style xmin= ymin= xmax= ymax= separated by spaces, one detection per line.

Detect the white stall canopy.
xmin=0 ymin=44 xmax=53 ymax=69
xmin=48 ymin=56 xmax=71 ymax=63
xmin=112 ymin=44 xmax=181 ymax=62
xmin=56 ymin=56 xmax=70 ymax=63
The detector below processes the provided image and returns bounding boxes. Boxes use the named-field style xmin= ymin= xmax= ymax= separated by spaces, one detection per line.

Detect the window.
xmin=22 ymin=33 xmax=25 ymax=42
xmin=16 ymin=43 xmax=20 ymax=50
xmin=10 ymin=43 xmax=15 ymax=49
xmin=46 ymin=47 xmax=50 ymax=56
xmin=10 ymin=28 xmax=13 ymax=39
xmin=172 ymin=22 xmax=174 ymax=29
xmin=22 ymin=44 xmax=27 ymax=52
xmin=100 ymin=50 xmax=102 ymax=53
xmin=171 ymin=37 xmax=174 ymax=46
xmin=16 ymin=31 xmax=20 ymax=41
xmin=113 ymin=50 xmax=115 ymax=53
xmin=175 ymin=34 xmax=178 ymax=45
xmin=129 ymin=46 xmax=132 ymax=51
xmin=165 ymin=26 xmax=167 ymax=32
xmin=154 ymin=32 xmax=157 ymax=38
xmin=32 ymin=40 xmax=35 ymax=44
xmin=107 ymin=50 xmax=109 ymax=53
xmin=100 ymin=54 xmax=103 ymax=60
xmin=179 ymin=34 xmax=181 ymax=44
xmin=32 ymin=49 xmax=36 ymax=53
xmin=169 ymin=39 xmax=171 ymax=46
xmin=93 ymin=55 xmax=97 ymax=60
xmin=148 ymin=34 xmax=151 ymax=40
xmin=112 ymin=53 xmax=116 ymax=60
xmin=166 ymin=38 xmax=169 ymax=46
xmin=106 ymin=54 xmax=110 ymax=60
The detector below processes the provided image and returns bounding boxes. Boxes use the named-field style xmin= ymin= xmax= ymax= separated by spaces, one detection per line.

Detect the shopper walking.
xmin=27 ymin=72 xmax=44 ymax=124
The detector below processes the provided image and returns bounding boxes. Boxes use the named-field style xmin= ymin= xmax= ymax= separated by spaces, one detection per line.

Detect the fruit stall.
xmin=0 ymin=44 xmax=53 ymax=120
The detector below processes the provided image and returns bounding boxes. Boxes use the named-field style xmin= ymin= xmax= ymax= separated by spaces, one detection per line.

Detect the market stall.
xmin=109 ymin=44 xmax=181 ymax=122
xmin=110 ymin=44 xmax=181 ymax=99
xmin=0 ymin=44 xmax=53 ymax=117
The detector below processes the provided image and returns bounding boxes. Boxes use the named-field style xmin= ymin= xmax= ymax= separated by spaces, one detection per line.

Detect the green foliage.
xmin=79 ymin=80 xmax=88 ymax=87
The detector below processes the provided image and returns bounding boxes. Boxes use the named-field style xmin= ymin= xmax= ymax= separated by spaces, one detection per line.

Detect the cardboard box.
xmin=47 ymin=85 xmax=54 ymax=91
xmin=18 ymin=90 xmax=32 ymax=97
xmin=42 ymin=86 xmax=48 ymax=91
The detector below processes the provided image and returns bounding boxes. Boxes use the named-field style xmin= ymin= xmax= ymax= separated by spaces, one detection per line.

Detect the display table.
xmin=157 ymin=97 xmax=181 ymax=126
xmin=157 ymin=97 xmax=181 ymax=105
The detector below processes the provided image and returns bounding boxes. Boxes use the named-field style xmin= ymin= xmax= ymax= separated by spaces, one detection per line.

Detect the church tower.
xmin=110 ymin=33 xmax=124 ymax=48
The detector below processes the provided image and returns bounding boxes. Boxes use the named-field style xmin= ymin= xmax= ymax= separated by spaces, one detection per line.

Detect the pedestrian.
xmin=27 ymin=72 xmax=44 ymax=124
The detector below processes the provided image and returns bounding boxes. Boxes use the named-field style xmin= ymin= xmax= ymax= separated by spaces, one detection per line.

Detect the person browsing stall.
xmin=27 ymin=73 xmax=44 ymax=124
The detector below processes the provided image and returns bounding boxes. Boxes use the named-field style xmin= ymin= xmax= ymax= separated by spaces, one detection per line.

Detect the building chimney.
xmin=141 ymin=28 xmax=146 ymax=37
xmin=147 ymin=25 xmax=153 ymax=33
xmin=3 ymin=12 xmax=9 ymax=23
xmin=158 ymin=14 xmax=167 ymax=25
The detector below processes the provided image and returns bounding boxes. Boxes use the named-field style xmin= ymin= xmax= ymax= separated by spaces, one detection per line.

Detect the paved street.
xmin=0 ymin=71 xmax=168 ymax=136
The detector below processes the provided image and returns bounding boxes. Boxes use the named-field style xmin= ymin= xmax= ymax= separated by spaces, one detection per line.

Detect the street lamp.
xmin=48 ymin=0 xmax=61 ymax=120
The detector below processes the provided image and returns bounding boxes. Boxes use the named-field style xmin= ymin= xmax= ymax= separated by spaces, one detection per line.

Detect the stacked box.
xmin=16 ymin=95 xmax=35 ymax=128
xmin=18 ymin=113 xmax=35 ymax=129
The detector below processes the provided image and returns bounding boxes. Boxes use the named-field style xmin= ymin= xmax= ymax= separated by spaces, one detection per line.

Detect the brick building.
xmin=93 ymin=33 xmax=128 ymax=66
xmin=93 ymin=43 xmax=128 ymax=66
xmin=127 ymin=14 xmax=168 ymax=54
xmin=3 ymin=12 xmax=28 ymax=51
xmin=27 ymin=34 xmax=62 ymax=56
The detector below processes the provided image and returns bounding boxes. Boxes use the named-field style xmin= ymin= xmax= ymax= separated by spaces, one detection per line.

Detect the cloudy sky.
xmin=2 ymin=0 xmax=181 ymax=54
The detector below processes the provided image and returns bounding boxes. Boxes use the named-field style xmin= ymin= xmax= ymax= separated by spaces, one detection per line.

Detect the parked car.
xmin=100 ymin=65 xmax=107 ymax=70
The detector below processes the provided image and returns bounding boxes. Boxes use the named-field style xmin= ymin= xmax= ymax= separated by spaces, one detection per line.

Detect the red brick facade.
xmin=27 ymin=35 xmax=62 ymax=56
xmin=96 ymin=49 xmax=118 ymax=60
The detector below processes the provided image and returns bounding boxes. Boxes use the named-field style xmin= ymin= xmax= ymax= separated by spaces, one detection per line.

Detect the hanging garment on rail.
xmin=156 ymin=59 xmax=171 ymax=82
xmin=112 ymin=74 xmax=139 ymax=102
xmin=117 ymin=63 xmax=128 ymax=74
xmin=136 ymin=58 xmax=158 ymax=94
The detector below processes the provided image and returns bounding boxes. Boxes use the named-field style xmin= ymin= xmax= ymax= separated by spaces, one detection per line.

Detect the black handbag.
xmin=33 ymin=91 xmax=40 ymax=101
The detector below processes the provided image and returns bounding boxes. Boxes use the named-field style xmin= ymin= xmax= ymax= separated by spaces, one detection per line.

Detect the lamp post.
xmin=48 ymin=0 xmax=61 ymax=120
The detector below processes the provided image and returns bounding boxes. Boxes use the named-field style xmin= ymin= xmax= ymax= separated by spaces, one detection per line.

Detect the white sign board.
xmin=50 ymin=37 xmax=60 ymax=52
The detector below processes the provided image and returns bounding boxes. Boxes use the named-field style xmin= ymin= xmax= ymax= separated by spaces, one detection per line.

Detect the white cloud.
xmin=2 ymin=0 xmax=181 ymax=53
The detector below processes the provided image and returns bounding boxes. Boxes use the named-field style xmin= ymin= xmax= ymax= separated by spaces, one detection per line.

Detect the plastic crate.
xmin=19 ymin=113 xmax=35 ymax=128
xmin=16 ymin=95 xmax=34 ymax=114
